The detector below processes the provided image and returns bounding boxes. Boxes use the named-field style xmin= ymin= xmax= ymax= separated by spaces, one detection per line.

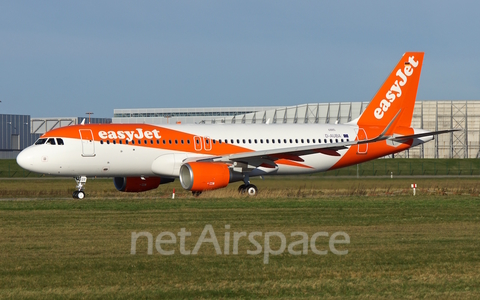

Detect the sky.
xmin=1 ymin=1 xmax=480 ymax=118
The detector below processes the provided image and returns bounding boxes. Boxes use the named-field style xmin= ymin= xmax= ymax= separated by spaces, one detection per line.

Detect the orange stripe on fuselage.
xmin=42 ymin=124 xmax=316 ymax=169
xmin=275 ymin=159 xmax=314 ymax=169
xmin=331 ymin=126 xmax=414 ymax=170
xmin=41 ymin=124 xmax=253 ymax=156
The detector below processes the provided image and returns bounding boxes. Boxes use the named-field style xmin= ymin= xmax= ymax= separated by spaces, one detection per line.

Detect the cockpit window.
xmin=46 ymin=138 xmax=56 ymax=145
xmin=57 ymin=138 xmax=64 ymax=145
xmin=35 ymin=138 xmax=47 ymax=145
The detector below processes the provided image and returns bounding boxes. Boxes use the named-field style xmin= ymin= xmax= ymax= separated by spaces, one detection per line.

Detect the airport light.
xmin=86 ymin=112 xmax=94 ymax=124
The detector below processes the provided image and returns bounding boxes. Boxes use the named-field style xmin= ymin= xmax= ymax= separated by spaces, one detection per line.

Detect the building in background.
xmin=2 ymin=100 xmax=478 ymax=159
xmin=113 ymin=100 xmax=479 ymax=159
xmin=0 ymin=114 xmax=40 ymax=159
xmin=0 ymin=115 xmax=111 ymax=159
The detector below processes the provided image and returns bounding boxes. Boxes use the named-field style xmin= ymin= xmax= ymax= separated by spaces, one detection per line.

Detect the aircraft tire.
xmin=246 ymin=184 xmax=258 ymax=196
xmin=238 ymin=184 xmax=246 ymax=193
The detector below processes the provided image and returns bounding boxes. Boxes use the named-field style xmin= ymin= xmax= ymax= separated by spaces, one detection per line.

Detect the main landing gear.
xmin=238 ymin=175 xmax=258 ymax=196
xmin=238 ymin=184 xmax=258 ymax=196
xmin=73 ymin=176 xmax=87 ymax=199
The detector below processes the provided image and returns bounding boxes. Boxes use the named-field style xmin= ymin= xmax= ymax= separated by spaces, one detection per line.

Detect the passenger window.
xmin=301 ymin=139 xmax=304 ymax=143
xmin=243 ymin=139 xmax=246 ymax=144
xmin=175 ymin=140 xmax=178 ymax=144
xmin=330 ymin=139 xmax=333 ymax=143
xmin=248 ymin=139 xmax=251 ymax=144
xmin=290 ymin=139 xmax=293 ymax=143
xmin=284 ymin=139 xmax=287 ymax=143
xmin=126 ymin=140 xmax=129 ymax=145
xmin=237 ymin=139 xmax=240 ymax=144
xmin=335 ymin=139 xmax=338 ymax=143
xmin=182 ymin=140 xmax=185 ymax=144
xmin=255 ymin=139 xmax=257 ymax=144
xmin=324 ymin=139 xmax=327 ymax=143
xmin=272 ymin=139 xmax=275 ymax=144
xmin=295 ymin=139 xmax=298 ymax=143
xmin=260 ymin=139 xmax=263 ymax=144
xmin=56 ymin=138 xmax=64 ymax=145
xmin=100 ymin=141 xmax=104 ymax=145
xmin=169 ymin=140 xmax=172 ymax=144
xmin=266 ymin=139 xmax=269 ymax=144
xmin=278 ymin=139 xmax=281 ymax=144
xmin=107 ymin=140 xmax=110 ymax=145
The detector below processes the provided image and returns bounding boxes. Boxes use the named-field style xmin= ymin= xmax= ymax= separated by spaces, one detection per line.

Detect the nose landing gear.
xmin=73 ymin=176 xmax=87 ymax=199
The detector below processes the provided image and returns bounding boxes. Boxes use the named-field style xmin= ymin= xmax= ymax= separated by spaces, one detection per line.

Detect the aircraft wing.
xmin=187 ymin=140 xmax=358 ymax=169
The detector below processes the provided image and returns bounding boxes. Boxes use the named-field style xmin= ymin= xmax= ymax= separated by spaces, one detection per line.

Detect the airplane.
xmin=16 ymin=52 xmax=458 ymax=199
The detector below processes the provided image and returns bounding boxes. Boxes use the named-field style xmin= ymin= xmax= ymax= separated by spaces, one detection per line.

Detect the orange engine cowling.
xmin=114 ymin=176 xmax=174 ymax=192
xmin=179 ymin=162 xmax=239 ymax=192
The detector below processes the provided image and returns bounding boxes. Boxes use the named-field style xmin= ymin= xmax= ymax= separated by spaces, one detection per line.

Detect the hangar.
xmin=113 ymin=100 xmax=479 ymax=159
xmin=0 ymin=115 xmax=111 ymax=159
xmin=2 ymin=100 xmax=479 ymax=159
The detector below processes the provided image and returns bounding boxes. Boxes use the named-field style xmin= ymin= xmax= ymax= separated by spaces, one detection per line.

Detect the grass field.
xmin=1 ymin=177 xmax=480 ymax=299
xmin=3 ymin=158 xmax=480 ymax=178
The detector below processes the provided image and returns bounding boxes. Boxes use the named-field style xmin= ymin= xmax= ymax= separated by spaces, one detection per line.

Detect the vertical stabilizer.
xmin=357 ymin=52 xmax=424 ymax=130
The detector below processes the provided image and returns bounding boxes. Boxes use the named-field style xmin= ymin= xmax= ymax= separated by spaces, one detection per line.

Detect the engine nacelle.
xmin=114 ymin=176 xmax=174 ymax=192
xmin=179 ymin=162 xmax=242 ymax=192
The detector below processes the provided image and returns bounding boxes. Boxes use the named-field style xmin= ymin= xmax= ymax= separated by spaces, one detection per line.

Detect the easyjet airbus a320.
xmin=17 ymin=52 xmax=456 ymax=198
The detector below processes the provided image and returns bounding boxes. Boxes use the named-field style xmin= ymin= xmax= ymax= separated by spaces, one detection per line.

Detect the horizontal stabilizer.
xmin=391 ymin=129 xmax=462 ymax=142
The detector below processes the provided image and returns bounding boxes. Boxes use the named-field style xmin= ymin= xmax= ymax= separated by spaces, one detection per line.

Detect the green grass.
xmin=1 ymin=178 xmax=480 ymax=299
xmin=320 ymin=158 xmax=480 ymax=176
xmin=3 ymin=158 xmax=480 ymax=178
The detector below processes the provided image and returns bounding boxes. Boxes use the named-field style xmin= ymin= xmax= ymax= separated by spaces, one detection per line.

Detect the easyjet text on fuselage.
xmin=98 ymin=128 xmax=162 ymax=141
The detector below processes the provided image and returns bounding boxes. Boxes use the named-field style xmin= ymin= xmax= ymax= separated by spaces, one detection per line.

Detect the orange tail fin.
xmin=356 ymin=52 xmax=424 ymax=129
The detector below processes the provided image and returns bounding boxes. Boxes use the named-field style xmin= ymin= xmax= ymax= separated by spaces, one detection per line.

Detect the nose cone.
xmin=16 ymin=148 xmax=35 ymax=171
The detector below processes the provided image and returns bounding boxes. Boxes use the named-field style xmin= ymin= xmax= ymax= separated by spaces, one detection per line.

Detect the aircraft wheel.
xmin=246 ymin=184 xmax=258 ymax=196
xmin=73 ymin=191 xmax=85 ymax=199
xmin=238 ymin=184 xmax=246 ymax=193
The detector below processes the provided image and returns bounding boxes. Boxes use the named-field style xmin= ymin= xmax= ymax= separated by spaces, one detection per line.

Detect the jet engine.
xmin=179 ymin=162 xmax=242 ymax=192
xmin=114 ymin=176 xmax=174 ymax=192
